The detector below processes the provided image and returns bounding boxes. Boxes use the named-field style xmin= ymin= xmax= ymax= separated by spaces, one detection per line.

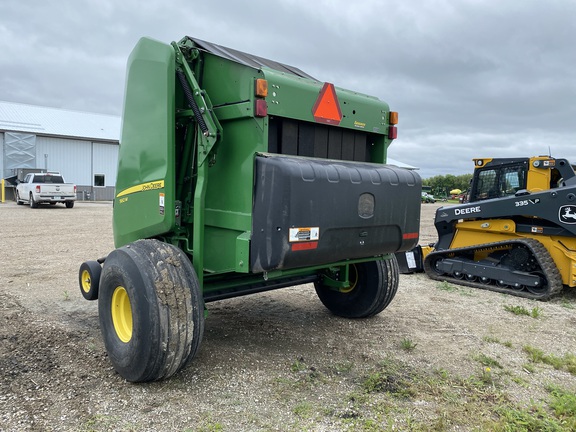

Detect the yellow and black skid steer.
xmin=407 ymin=156 xmax=576 ymax=300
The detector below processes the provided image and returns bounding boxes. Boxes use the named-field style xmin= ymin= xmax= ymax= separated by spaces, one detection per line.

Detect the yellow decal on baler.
xmin=116 ymin=180 xmax=165 ymax=198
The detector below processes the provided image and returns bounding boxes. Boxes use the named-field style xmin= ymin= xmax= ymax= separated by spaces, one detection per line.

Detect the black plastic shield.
xmin=251 ymin=154 xmax=421 ymax=272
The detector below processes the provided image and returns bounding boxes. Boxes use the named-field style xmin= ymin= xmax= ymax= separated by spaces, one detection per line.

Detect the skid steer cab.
xmin=79 ymin=36 xmax=421 ymax=382
xmin=398 ymin=156 xmax=576 ymax=301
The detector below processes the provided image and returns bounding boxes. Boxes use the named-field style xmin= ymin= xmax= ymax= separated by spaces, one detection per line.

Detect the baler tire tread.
xmin=98 ymin=239 xmax=204 ymax=382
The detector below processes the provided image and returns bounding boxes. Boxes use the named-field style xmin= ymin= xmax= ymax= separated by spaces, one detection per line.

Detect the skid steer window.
xmin=473 ymin=164 xmax=527 ymax=201
xmin=474 ymin=169 xmax=497 ymax=200
xmin=501 ymin=168 xmax=523 ymax=196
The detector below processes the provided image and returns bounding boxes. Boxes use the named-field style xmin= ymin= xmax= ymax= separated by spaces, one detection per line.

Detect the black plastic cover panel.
xmin=251 ymin=154 xmax=421 ymax=272
xmin=186 ymin=37 xmax=316 ymax=80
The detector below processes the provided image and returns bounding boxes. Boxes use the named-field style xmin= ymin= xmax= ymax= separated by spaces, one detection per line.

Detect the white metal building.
xmin=0 ymin=101 xmax=120 ymax=201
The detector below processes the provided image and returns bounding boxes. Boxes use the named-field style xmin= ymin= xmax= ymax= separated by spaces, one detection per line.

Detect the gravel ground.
xmin=0 ymin=200 xmax=575 ymax=431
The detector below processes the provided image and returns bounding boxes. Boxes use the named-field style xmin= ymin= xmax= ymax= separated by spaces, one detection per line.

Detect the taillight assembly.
xmin=254 ymin=78 xmax=268 ymax=117
xmin=388 ymin=111 xmax=398 ymax=140
xmin=35 ymin=185 xmax=41 ymax=193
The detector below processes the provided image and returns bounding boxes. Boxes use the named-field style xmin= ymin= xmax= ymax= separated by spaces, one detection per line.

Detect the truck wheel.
xmin=79 ymin=260 xmax=102 ymax=300
xmin=29 ymin=193 xmax=38 ymax=208
xmin=314 ymin=257 xmax=399 ymax=318
xmin=16 ymin=191 xmax=23 ymax=205
xmin=98 ymin=239 xmax=204 ymax=382
xmin=65 ymin=201 xmax=74 ymax=208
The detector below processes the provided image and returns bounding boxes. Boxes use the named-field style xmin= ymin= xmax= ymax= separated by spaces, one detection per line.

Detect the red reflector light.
xmin=402 ymin=232 xmax=419 ymax=240
xmin=36 ymin=185 xmax=41 ymax=193
xmin=291 ymin=241 xmax=318 ymax=251
xmin=312 ymin=82 xmax=342 ymax=125
xmin=388 ymin=126 xmax=397 ymax=140
xmin=255 ymin=99 xmax=267 ymax=117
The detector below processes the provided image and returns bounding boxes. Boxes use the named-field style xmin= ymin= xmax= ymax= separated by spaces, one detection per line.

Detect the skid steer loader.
xmin=413 ymin=156 xmax=576 ymax=300
xmin=78 ymin=36 xmax=421 ymax=382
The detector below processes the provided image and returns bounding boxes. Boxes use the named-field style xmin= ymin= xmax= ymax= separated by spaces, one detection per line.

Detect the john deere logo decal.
xmin=559 ymin=205 xmax=576 ymax=224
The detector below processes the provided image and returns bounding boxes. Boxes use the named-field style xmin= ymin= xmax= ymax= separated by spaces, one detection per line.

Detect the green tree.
xmin=423 ymin=173 xmax=473 ymax=198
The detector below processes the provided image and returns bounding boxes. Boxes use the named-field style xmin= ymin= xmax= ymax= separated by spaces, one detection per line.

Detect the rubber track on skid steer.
xmin=423 ymin=238 xmax=563 ymax=301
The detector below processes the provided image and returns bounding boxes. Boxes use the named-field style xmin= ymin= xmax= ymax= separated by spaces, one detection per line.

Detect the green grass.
xmin=274 ymin=354 xmax=576 ymax=431
xmin=504 ymin=304 xmax=542 ymax=318
xmin=191 ymin=424 xmax=224 ymax=432
xmin=492 ymin=386 xmax=576 ymax=431
xmin=361 ymin=359 xmax=416 ymax=399
xmin=291 ymin=357 xmax=307 ymax=372
xmin=494 ymin=404 xmax=565 ymax=431
xmin=399 ymin=337 xmax=417 ymax=352
xmin=523 ymin=345 xmax=576 ymax=375
xmin=483 ymin=336 xmax=513 ymax=348
xmin=293 ymin=401 xmax=314 ymax=418
xmin=547 ymin=385 xmax=576 ymax=429
xmin=437 ymin=281 xmax=458 ymax=292
xmin=474 ymin=353 xmax=503 ymax=369
xmin=435 ymin=281 xmax=475 ymax=296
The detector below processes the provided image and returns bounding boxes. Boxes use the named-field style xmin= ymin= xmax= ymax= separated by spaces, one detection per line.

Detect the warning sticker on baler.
xmin=289 ymin=227 xmax=319 ymax=242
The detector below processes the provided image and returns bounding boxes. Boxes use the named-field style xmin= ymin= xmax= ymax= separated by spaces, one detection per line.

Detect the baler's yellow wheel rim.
xmin=81 ymin=270 xmax=92 ymax=293
xmin=111 ymin=286 xmax=133 ymax=343
xmin=340 ymin=264 xmax=358 ymax=294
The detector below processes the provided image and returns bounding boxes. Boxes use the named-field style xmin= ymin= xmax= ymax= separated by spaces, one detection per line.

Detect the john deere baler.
xmin=79 ymin=36 xmax=421 ymax=382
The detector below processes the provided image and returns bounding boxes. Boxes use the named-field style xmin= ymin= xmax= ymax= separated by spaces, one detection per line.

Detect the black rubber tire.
xmin=79 ymin=260 xmax=102 ymax=301
xmin=98 ymin=239 xmax=204 ymax=382
xmin=15 ymin=191 xmax=23 ymax=205
xmin=29 ymin=193 xmax=38 ymax=208
xmin=314 ymin=257 xmax=399 ymax=318
xmin=65 ymin=201 xmax=74 ymax=208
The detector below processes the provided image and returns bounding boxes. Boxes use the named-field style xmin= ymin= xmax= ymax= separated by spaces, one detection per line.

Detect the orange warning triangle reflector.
xmin=312 ymin=82 xmax=342 ymax=125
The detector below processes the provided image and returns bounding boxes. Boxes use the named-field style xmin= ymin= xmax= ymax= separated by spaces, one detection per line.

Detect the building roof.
xmin=387 ymin=157 xmax=419 ymax=170
xmin=0 ymin=101 xmax=120 ymax=142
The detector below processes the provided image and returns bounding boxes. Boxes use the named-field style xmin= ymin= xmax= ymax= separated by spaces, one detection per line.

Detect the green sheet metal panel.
xmin=181 ymin=49 xmax=268 ymax=274
xmin=202 ymin=117 xmax=266 ymax=274
xmin=263 ymin=68 xmax=391 ymax=139
xmin=113 ymin=38 xmax=176 ymax=247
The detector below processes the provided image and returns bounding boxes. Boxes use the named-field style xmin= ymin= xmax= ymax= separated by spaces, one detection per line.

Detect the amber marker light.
xmin=255 ymin=79 xmax=268 ymax=97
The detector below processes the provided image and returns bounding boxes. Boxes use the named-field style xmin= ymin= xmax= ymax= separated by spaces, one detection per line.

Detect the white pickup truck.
xmin=16 ymin=172 xmax=77 ymax=208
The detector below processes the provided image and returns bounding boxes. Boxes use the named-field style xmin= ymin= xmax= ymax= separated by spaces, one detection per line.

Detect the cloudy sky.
xmin=2 ymin=0 xmax=575 ymax=178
